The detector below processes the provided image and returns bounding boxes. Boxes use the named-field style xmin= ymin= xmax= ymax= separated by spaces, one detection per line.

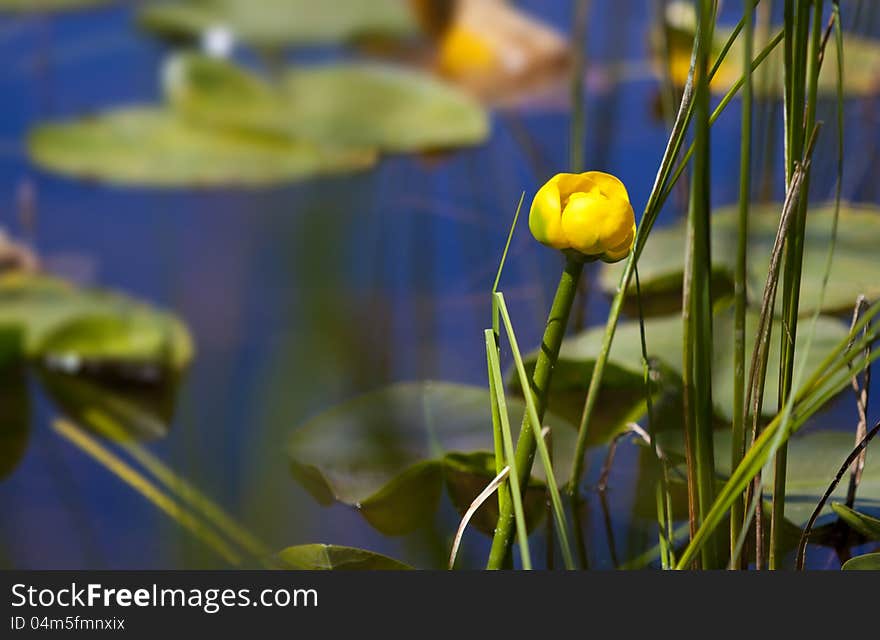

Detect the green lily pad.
xmin=0 ymin=0 xmax=111 ymax=12
xmin=602 ymin=204 xmax=880 ymax=316
xmin=0 ymin=273 xmax=193 ymax=440
xmin=166 ymin=54 xmax=490 ymax=152
xmin=139 ymin=0 xmax=418 ymax=49
xmin=287 ymin=381 xmax=577 ymax=536
xmin=27 ymin=107 xmax=377 ymax=188
xmin=832 ymin=503 xmax=880 ymax=540
xmin=656 ymin=430 xmax=880 ymax=528
xmin=842 ymin=552 xmax=880 ymax=570
xmin=660 ymin=1 xmax=880 ymax=97
xmin=522 ymin=304 xmax=847 ymax=431
xmin=278 ymin=544 xmax=412 ymax=570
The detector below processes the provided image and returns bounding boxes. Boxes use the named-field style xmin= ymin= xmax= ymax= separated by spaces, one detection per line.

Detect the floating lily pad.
xmin=139 ymin=0 xmax=418 ymax=49
xmin=28 ymin=107 xmax=377 ymax=188
xmin=521 ymin=304 xmax=847 ymax=432
xmin=602 ymin=204 xmax=880 ymax=316
xmin=278 ymin=544 xmax=412 ymax=570
xmin=660 ymin=1 xmax=880 ymax=97
xmin=166 ymin=55 xmax=490 ymax=152
xmin=0 ymin=273 xmax=193 ymax=440
xmin=287 ymin=381 xmax=577 ymax=536
xmin=832 ymin=503 xmax=880 ymax=540
xmin=842 ymin=552 xmax=880 ymax=570
xmin=0 ymin=0 xmax=111 ymax=12
xmin=657 ymin=430 xmax=880 ymax=528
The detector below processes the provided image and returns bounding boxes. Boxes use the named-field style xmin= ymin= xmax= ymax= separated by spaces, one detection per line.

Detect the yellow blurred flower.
xmin=437 ymin=25 xmax=498 ymax=78
xmin=529 ymin=172 xmax=636 ymax=263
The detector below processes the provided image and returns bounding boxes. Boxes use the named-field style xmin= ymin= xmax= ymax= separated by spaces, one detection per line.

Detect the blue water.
xmin=1 ymin=1 xmax=878 ymax=570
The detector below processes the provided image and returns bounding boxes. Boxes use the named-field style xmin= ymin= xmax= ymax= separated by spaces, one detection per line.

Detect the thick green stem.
xmin=486 ymin=257 xmax=584 ymax=569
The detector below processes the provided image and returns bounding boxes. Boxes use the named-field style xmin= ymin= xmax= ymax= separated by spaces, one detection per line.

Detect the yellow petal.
xmin=560 ymin=192 xmax=604 ymax=255
xmin=596 ymin=196 xmax=636 ymax=249
xmin=529 ymin=178 xmax=567 ymax=249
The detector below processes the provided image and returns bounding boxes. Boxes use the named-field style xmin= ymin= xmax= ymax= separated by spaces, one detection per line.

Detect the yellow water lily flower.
xmin=529 ymin=171 xmax=636 ymax=263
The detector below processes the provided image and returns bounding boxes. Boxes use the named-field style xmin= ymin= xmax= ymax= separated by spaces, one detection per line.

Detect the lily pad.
xmin=832 ymin=503 xmax=880 ymax=540
xmin=659 ymin=1 xmax=880 ymax=97
xmin=602 ymin=204 xmax=880 ymax=316
xmin=27 ymin=107 xmax=377 ymax=188
xmin=278 ymin=544 xmax=412 ymax=570
xmin=522 ymin=304 xmax=847 ymax=430
xmin=139 ymin=0 xmax=419 ymax=49
xmin=166 ymin=55 xmax=490 ymax=152
xmin=0 ymin=273 xmax=193 ymax=440
xmin=287 ymin=381 xmax=577 ymax=536
xmin=841 ymin=552 xmax=880 ymax=570
xmin=0 ymin=0 xmax=111 ymax=12
xmin=656 ymin=430 xmax=880 ymax=528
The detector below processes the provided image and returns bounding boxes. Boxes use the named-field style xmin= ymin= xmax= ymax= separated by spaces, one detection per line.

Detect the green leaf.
xmin=166 ymin=55 xmax=489 ymax=152
xmin=523 ymin=305 xmax=847 ymax=430
xmin=602 ymin=204 xmax=880 ymax=316
xmin=0 ymin=0 xmax=111 ymax=12
xmin=287 ymin=381 xmax=577 ymax=536
xmin=278 ymin=544 xmax=412 ymax=570
xmin=832 ymin=503 xmax=880 ymax=541
xmin=0 ymin=273 xmax=193 ymax=440
xmin=842 ymin=552 xmax=880 ymax=570
xmin=27 ymin=107 xmax=377 ymax=188
xmin=657 ymin=430 xmax=880 ymax=528
xmin=139 ymin=0 xmax=418 ymax=49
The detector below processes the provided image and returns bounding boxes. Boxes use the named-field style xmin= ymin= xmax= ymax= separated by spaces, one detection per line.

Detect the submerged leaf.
xmin=278 ymin=544 xmax=412 ymax=570
xmin=287 ymin=381 xmax=576 ymax=536
xmin=166 ymin=55 xmax=489 ymax=152
xmin=139 ymin=0 xmax=418 ymax=48
xmin=602 ymin=204 xmax=880 ymax=316
xmin=28 ymin=107 xmax=377 ymax=188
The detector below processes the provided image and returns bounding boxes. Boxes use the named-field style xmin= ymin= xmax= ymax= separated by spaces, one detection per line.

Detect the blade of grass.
xmin=52 ymin=418 xmax=242 ymax=566
xmin=485 ymin=329 xmax=532 ymax=569
xmin=731 ymin=0 xmax=757 ymax=565
xmin=493 ymin=291 xmax=576 ymax=570
xmin=449 ymin=465 xmax=510 ymax=570
xmin=84 ymin=409 xmax=272 ymax=562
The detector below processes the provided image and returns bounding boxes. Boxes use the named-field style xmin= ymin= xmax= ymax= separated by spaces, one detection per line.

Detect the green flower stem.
xmin=486 ymin=257 xmax=583 ymax=570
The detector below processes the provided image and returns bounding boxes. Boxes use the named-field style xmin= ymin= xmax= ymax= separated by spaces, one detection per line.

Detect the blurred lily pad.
xmin=166 ymin=54 xmax=489 ymax=152
xmin=139 ymin=0 xmax=418 ymax=48
xmin=27 ymin=107 xmax=377 ymax=188
xmin=657 ymin=430 xmax=880 ymax=528
xmin=0 ymin=0 xmax=111 ymax=12
xmin=660 ymin=1 xmax=880 ymax=97
xmin=278 ymin=544 xmax=412 ymax=570
xmin=287 ymin=381 xmax=577 ymax=536
xmin=0 ymin=272 xmax=193 ymax=441
xmin=842 ymin=552 xmax=880 ymax=570
xmin=602 ymin=204 xmax=880 ymax=316
xmin=522 ymin=304 xmax=847 ymax=431
xmin=832 ymin=503 xmax=880 ymax=540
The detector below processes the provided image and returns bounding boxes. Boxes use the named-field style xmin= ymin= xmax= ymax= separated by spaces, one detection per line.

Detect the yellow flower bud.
xmin=528 ymin=171 xmax=636 ymax=263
